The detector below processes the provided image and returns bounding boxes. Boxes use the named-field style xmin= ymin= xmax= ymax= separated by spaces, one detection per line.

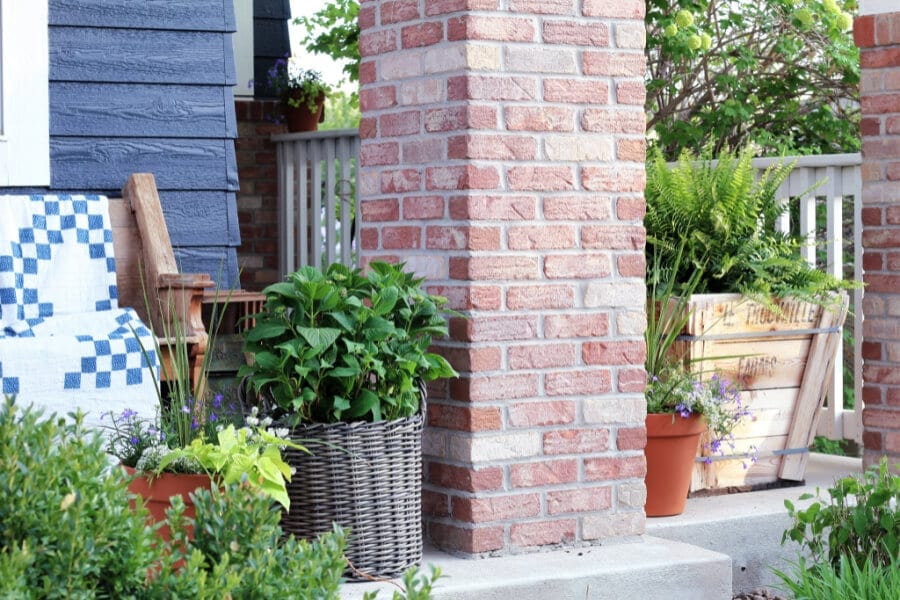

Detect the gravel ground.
xmin=732 ymin=590 xmax=787 ymax=600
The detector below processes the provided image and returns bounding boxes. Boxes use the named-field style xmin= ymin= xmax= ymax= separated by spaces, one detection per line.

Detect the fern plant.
xmin=645 ymin=146 xmax=854 ymax=301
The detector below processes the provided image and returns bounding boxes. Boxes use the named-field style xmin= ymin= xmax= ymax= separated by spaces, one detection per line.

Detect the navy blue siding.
xmin=49 ymin=0 xmax=235 ymax=31
xmin=50 ymin=28 xmax=236 ymax=85
xmin=15 ymin=0 xmax=244 ymax=286
xmin=51 ymin=83 xmax=236 ymax=138
xmin=253 ymin=0 xmax=291 ymax=98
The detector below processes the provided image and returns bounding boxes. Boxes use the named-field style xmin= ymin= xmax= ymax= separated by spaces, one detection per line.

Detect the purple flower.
xmin=129 ymin=436 xmax=139 ymax=446
xmin=120 ymin=408 xmax=137 ymax=421
xmin=209 ymin=413 xmax=218 ymax=422
xmin=675 ymin=403 xmax=692 ymax=418
xmin=191 ymin=418 xmax=199 ymax=431
xmin=213 ymin=394 xmax=223 ymax=409
xmin=181 ymin=405 xmax=191 ymax=414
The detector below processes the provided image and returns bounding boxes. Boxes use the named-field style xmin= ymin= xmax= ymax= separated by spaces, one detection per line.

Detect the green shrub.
xmin=782 ymin=457 xmax=899 ymax=569
xmin=0 ymin=396 xmax=366 ymax=599
xmin=775 ymin=554 xmax=900 ymax=600
xmin=0 ymin=396 xmax=163 ymax=598
xmin=150 ymin=486 xmax=348 ymax=599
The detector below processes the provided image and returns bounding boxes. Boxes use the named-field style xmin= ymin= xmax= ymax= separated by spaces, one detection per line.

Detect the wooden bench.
xmin=110 ymin=173 xmax=213 ymax=393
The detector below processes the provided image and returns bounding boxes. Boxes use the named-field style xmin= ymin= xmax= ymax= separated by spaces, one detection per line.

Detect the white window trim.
xmin=233 ymin=0 xmax=254 ymax=97
xmin=0 ymin=0 xmax=49 ymax=186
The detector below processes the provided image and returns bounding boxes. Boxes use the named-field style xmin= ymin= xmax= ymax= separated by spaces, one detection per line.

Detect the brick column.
xmin=855 ymin=0 xmax=900 ymax=469
xmin=358 ymin=0 xmax=647 ymax=554
xmin=235 ymin=99 xmax=285 ymax=290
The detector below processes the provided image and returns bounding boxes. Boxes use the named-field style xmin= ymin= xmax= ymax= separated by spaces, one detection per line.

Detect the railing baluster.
xmin=296 ymin=140 xmax=309 ymax=271
xmin=324 ymin=138 xmax=337 ymax=268
xmin=337 ymin=135 xmax=353 ymax=266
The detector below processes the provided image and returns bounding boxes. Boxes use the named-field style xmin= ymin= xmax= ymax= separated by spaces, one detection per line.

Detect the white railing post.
xmin=273 ymin=129 xmax=361 ymax=276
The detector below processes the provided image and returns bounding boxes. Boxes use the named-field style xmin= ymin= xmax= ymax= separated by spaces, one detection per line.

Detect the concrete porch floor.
xmin=340 ymin=453 xmax=861 ymax=599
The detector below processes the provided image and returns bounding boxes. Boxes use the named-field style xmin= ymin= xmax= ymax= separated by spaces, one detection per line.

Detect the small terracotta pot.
xmin=124 ymin=466 xmax=211 ymax=542
xmin=284 ymin=91 xmax=326 ymax=132
xmin=644 ymin=413 xmax=706 ymax=517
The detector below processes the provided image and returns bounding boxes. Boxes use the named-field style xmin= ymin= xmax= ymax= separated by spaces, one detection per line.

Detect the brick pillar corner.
xmin=856 ymin=1 xmax=900 ymax=469
xmin=359 ymin=0 xmax=649 ymax=554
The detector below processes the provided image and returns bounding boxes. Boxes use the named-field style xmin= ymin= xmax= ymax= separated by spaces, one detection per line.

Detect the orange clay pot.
xmin=644 ymin=413 xmax=706 ymax=517
xmin=124 ymin=466 xmax=211 ymax=542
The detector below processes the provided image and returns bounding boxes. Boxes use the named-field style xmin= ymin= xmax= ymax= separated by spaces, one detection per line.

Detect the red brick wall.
xmin=234 ymin=99 xmax=285 ymax=290
xmin=855 ymin=8 xmax=900 ymax=468
xmin=358 ymin=0 xmax=648 ymax=554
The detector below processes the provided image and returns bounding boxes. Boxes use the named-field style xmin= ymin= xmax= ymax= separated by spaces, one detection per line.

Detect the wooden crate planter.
xmin=671 ymin=293 xmax=849 ymax=492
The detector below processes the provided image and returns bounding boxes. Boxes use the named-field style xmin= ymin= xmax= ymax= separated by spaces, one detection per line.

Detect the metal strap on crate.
xmin=676 ymin=326 xmax=841 ymax=342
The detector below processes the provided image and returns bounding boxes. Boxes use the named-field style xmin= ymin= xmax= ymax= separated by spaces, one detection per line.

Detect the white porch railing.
xmin=752 ymin=153 xmax=864 ymax=443
xmin=272 ymin=131 xmax=863 ymax=443
xmin=272 ymin=128 xmax=360 ymax=276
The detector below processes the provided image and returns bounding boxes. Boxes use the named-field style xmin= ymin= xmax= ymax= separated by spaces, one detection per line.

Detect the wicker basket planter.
xmin=281 ymin=411 xmax=424 ymax=580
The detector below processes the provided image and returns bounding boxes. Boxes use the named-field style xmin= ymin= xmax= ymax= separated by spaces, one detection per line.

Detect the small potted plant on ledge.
xmin=265 ymin=56 xmax=331 ymax=132
xmin=239 ymin=261 xmax=458 ymax=579
xmin=645 ymin=146 xmax=856 ymax=492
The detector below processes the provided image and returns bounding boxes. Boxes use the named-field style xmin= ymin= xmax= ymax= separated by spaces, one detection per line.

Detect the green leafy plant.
xmin=265 ymin=56 xmax=332 ymax=112
xmin=0 ymin=397 xmax=164 ymax=598
xmin=645 ymin=145 xmax=856 ymax=301
xmin=240 ymin=262 xmax=457 ymax=425
xmin=295 ymin=0 xmax=360 ymax=96
xmin=156 ymin=420 xmax=306 ymax=509
xmin=0 ymin=397 xmax=360 ymax=599
xmin=782 ymin=457 xmax=899 ymax=570
xmin=811 ymin=435 xmax=848 ymax=456
xmin=647 ymin=0 xmax=859 ymax=157
xmin=362 ymin=565 xmax=443 ymax=600
xmin=151 ymin=486 xmax=348 ymax=599
xmin=775 ymin=553 xmax=900 ymax=600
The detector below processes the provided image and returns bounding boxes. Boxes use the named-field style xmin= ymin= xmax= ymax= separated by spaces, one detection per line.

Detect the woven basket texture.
xmin=282 ymin=412 xmax=424 ymax=579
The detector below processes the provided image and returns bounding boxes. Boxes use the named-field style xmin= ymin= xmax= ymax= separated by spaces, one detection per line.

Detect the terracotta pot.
xmin=644 ymin=413 xmax=706 ymax=517
xmin=284 ymin=91 xmax=325 ymax=132
xmin=124 ymin=466 xmax=211 ymax=542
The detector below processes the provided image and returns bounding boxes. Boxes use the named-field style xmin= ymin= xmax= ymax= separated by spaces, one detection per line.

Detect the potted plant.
xmin=643 ymin=242 xmax=756 ymax=516
xmin=104 ymin=398 xmax=302 ymax=539
xmin=645 ymin=146 xmax=854 ymax=491
xmin=105 ymin=286 xmax=305 ymax=542
xmin=239 ymin=261 xmax=458 ymax=579
xmin=265 ymin=57 xmax=331 ymax=132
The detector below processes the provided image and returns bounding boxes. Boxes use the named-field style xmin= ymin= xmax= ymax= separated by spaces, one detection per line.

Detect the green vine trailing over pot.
xmin=645 ymin=145 xmax=858 ymax=302
xmin=239 ymin=262 xmax=458 ymax=426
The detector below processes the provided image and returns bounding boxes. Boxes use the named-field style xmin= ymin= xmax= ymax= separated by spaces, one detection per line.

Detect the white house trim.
xmin=0 ymin=0 xmax=49 ymax=186
xmin=232 ymin=0 xmax=254 ymax=97
xmin=860 ymin=0 xmax=899 ymax=16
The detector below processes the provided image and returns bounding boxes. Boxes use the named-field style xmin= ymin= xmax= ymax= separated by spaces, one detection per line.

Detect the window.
xmin=0 ymin=0 xmax=49 ymax=186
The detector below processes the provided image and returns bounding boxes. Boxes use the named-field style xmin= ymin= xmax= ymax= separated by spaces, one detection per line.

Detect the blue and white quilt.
xmin=0 ymin=194 xmax=160 ymax=430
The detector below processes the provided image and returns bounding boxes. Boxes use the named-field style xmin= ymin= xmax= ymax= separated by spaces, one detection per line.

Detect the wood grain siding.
xmin=175 ymin=248 xmax=241 ymax=290
xmin=160 ymin=192 xmax=240 ymax=248
xmin=49 ymin=0 xmax=235 ymax=32
xmin=51 ymin=83 xmax=236 ymax=138
xmin=50 ymin=28 xmax=236 ymax=85
xmin=252 ymin=0 xmax=291 ymax=96
xmin=51 ymin=139 xmax=237 ymax=191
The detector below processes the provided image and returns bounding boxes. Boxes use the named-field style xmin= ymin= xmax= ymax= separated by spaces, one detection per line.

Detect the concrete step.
xmin=341 ymin=536 xmax=731 ymax=600
xmin=647 ymin=453 xmax=862 ymax=595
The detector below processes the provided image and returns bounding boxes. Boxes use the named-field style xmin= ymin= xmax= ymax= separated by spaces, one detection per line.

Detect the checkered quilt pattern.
xmin=0 ymin=194 xmax=160 ymax=430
